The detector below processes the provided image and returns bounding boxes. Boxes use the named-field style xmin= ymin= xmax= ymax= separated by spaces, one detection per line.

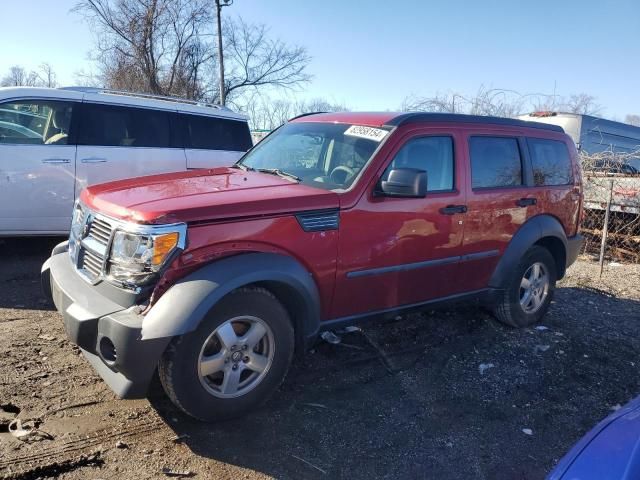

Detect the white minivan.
xmin=0 ymin=86 xmax=252 ymax=235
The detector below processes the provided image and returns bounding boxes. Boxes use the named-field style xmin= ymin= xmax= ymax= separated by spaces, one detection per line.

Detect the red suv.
xmin=42 ymin=112 xmax=584 ymax=421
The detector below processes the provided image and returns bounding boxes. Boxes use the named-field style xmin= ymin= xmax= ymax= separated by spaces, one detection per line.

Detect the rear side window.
xmin=382 ymin=136 xmax=454 ymax=191
xmin=184 ymin=114 xmax=252 ymax=152
xmin=528 ymin=138 xmax=573 ymax=186
xmin=78 ymin=104 xmax=171 ymax=148
xmin=469 ymin=136 xmax=522 ymax=189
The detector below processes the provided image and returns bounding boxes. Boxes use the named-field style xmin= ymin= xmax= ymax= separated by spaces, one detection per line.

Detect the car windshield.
xmin=238 ymin=122 xmax=389 ymax=190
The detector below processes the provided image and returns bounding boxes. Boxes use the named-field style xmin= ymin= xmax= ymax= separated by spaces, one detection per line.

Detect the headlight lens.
xmin=68 ymin=203 xmax=84 ymax=261
xmin=108 ymin=230 xmax=180 ymax=285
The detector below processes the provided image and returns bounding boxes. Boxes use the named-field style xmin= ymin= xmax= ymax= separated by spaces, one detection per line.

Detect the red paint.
xmin=292 ymin=111 xmax=399 ymax=127
xmin=81 ymin=167 xmax=338 ymax=224
xmin=331 ymin=126 xmax=468 ymax=317
xmin=82 ymin=113 xmax=582 ymax=322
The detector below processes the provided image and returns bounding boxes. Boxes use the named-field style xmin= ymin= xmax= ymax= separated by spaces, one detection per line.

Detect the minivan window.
xmin=382 ymin=136 xmax=454 ymax=191
xmin=0 ymin=100 xmax=74 ymax=145
xmin=528 ymin=138 xmax=573 ymax=186
xmin=78 ymin=104 xmax=171 ymax=148
xmin=184 ymin=114 xmax=252 ymax=152
xmin=469 ymin=136 xmax=522 ymax=189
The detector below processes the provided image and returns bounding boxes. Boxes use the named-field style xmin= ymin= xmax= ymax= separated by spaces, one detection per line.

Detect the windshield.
xmin=238 ymin=122 xmax=389 ymax=190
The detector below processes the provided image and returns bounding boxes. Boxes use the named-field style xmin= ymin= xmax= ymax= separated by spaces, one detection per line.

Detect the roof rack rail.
xmin=59 ymin=86 xmax=232 ymax=111
xmin=385 ymin=112 xmax=564 ymax=132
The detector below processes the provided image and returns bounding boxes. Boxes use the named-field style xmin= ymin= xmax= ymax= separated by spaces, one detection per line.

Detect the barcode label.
xmin=344 ymin=125 xmax=388 ymax=142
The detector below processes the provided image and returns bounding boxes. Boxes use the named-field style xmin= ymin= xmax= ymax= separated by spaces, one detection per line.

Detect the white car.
xmin=0 ymin=86 xmax=252 ymax=235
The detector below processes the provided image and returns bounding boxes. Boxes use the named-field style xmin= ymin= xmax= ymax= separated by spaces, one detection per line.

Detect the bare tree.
xmin=625 ymin=114 xmax=640 ymax=127
xmin=38 ymin=63 xmax=58 ymax=88
xmin=564 ymin=94 xmax=602 ymax=115
xmin=73 ymin=1 xmax=311 ymax=103
xmin=74 ymin=0 xmax=215 ymax=98
xmin=0 ymin=66 xmax=40 ymax=87
xmin=222 ymin=18 xmax=311 ymax=103
xmin=532 ymin=92 xmax=602 ymax=116
xmin=0 ymin=64 xmax=59 ymax=88
xmin=402 ymin=93 xmax=463 ymax=113
xmin=403 ymin=87 xmax=603 ymax=118
xmin=402 ymin=86 xmax=526 ymax=117
xmin=242 ymin=95 xmax=347 ymax=130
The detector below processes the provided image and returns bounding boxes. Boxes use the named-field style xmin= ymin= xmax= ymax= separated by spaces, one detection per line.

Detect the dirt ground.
xmin=1 ymin=238 xmax=639 ymax=480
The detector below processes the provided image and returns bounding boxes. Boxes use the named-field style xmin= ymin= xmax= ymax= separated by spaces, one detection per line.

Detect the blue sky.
xmin=1 ymin=0 xmax=639 ymax=118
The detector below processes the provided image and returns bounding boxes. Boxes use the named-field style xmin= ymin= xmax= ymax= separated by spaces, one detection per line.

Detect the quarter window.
xmin=528 ymin=138 xmax=573 ymax=186
xmin=0 ymin=100 xmax=74 ymax=145
xmin=382 ymin=136 xmax=454 ymax=191
xmin=469 ymin=136 xmax=522 ymax=189
xmin=184 ymin=114 xmax=252 ymax=152
xmin=78 ymin=104 xmax=171 ymax=148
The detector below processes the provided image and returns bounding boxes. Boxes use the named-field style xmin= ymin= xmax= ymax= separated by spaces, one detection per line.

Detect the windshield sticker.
xmin=344 ymin=125 xmax=388 ymax=142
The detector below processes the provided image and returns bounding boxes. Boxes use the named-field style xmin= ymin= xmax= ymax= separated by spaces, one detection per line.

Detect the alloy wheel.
xmin=519 ymin=262 xmax=550 ymax=314
xmin=197 ymin=316 xmax=275 ymax=398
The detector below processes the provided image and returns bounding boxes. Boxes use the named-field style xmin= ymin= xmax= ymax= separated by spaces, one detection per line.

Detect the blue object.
xmin=548 ymin=396 xmax=640 ymax=480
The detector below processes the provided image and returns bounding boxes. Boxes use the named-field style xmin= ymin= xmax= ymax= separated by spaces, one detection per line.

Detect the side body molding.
xmin=141 ymin=253 xmax=322 ymax=344
xmin=488 ymin=215 xmax=568 ymax=289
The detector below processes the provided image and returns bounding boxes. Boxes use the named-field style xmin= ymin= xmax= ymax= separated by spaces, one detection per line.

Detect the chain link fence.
xmin=580 ymin=150 xmax=640 ymax=263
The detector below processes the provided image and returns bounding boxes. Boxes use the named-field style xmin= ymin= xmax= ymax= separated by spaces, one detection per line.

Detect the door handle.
xmin=516 ymin=198 xmax=537 ymax=207
xmin=81 ymin=157 xmax=107 ymax=163
xmin=41 ymin=158 xmax=70 ymax=164
xmin=440 ymin=205 xmax=467 ymax=215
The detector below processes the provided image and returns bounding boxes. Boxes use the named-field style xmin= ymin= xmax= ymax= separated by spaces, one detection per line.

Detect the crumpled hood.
xmin=80 ymin=167 xmax=339 ymax=224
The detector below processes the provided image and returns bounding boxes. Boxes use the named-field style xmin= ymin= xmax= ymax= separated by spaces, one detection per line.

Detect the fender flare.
xmin=141 ymin=253 xmax=322 ymax=347
xmin=488 ymin=215 xmax=568 ymax=289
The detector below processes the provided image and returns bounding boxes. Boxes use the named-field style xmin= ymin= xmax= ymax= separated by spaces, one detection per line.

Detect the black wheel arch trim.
xmin=141 ymin=252 xmax=322 ymax=350
xmin=489 ymin=215 xmax=568 ymax=288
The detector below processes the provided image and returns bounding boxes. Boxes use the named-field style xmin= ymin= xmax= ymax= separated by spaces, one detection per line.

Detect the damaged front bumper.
xmin=41 ymin=242 xmax=171 ymax=398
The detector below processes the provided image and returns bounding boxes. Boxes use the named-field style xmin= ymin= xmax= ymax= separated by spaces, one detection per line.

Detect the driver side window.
xmin=382 ymin=136 xmax=454 ymax=192
xmin=0 ymin=100 xmax=74 ymax=145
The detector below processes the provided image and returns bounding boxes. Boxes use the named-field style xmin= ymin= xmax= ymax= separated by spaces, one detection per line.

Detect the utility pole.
xmin=215 ymin=0 xmax=232 ymax=106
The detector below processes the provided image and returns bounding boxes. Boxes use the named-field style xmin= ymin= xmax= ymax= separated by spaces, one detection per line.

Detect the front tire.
xmin=158 ymin=287 xmax=294 ymax=421
xmin=493 ymin=246 xmax=557 ymax=328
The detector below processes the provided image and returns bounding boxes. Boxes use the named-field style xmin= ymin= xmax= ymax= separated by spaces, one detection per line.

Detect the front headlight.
xmin=69 ymin=202 xmax=84 ymax=261
xmin=108 ymin=229 xmax=183 ymax=286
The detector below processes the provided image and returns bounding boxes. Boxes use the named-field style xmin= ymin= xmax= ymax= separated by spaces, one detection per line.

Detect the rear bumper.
xmin=42 ymin=244 xmax=170 ymax=398
xmin=566 ymin=234 xmax=584 ymax=269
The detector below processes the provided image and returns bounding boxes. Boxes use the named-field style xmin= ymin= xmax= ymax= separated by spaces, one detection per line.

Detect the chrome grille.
xmin=70 ymin=209 xmax=113 ymax=283
xmin=78 ymin=248 xmax=103 ymax=280
xmin=87 ymin=217 xmax=112 ymax=246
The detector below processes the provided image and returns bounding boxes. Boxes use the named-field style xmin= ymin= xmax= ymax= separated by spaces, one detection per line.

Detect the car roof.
xmin=0 ymin=86 xmax=247 ymax=121
xmin=292 ymin=111 xmax=564 ymax=132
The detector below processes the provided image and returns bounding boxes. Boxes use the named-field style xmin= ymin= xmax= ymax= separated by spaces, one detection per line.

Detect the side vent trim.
xmin=296 ymin=209 xmax=340 ymax=232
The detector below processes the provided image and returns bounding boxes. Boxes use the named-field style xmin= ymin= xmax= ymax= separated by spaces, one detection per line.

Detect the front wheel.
xmin=493 ymin=246 xmax=557 ymax=328
xmin=158 ymin=287 xmax=294 ymax=421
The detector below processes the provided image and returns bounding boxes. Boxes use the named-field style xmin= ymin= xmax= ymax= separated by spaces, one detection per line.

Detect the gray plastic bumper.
xmin=42 ymin=248 xmax=171 ymax=398
xmin=566 ymin=234 xmax=584 ymax=268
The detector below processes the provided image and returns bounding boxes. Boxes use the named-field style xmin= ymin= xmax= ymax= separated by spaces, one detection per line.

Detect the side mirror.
xmin=379 ymin=168 xmax=427 ymax=198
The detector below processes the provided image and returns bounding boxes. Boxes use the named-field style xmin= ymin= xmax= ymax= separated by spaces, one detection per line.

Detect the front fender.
xmin=141 ymin=253 xmax=322 ymax=345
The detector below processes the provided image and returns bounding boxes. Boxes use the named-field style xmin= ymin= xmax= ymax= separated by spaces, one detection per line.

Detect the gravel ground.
xmin=0 ymin=238 xmax=639 ymax=480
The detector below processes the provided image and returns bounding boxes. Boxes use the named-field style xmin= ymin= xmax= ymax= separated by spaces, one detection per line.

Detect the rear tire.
xmin=158 ymin=287 xmax=294 ymax=421
xmin=493 ymin=246 xmax=557 ymax=328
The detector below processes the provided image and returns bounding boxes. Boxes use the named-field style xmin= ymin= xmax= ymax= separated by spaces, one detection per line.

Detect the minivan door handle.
xmin=440 ymin=205 xmax=468 ymax=215
xmin=41 ymin=158 xmax=70 ymax=164
xmin=81 ymin=157 xmax=107 ymax=163
xmin=516 ymin=198 xmax=537 ymax=207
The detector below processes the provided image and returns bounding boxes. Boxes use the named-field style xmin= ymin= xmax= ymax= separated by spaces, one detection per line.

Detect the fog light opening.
xmin=99 ymin=337 xmax=117 ymax=364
